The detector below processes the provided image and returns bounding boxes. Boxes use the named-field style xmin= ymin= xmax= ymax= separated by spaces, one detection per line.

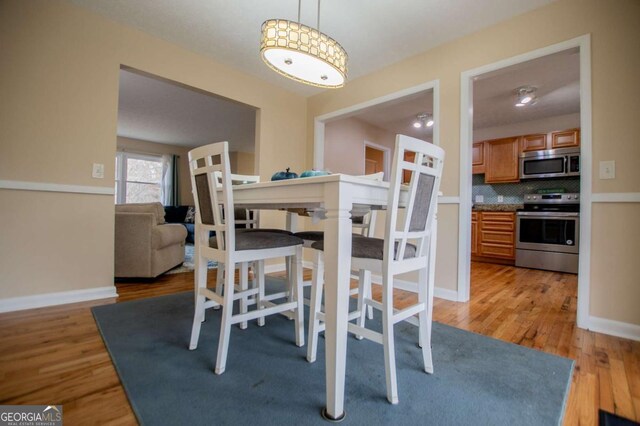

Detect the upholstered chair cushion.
xmin=311 ymin=236 xmax=417 ymax=260
xmin=209 ymin=231 xmax=303 ymax=251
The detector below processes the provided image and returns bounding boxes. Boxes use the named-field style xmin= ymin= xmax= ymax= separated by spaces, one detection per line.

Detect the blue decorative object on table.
xmin=300 ymin=169 xmax=331 ymax=178
xmin=271 ymin=167 xmax=298 ymax=181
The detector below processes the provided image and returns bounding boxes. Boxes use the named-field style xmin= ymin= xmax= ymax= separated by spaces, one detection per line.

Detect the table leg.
xmin=321 ymin=183 xmax=352 ymax=421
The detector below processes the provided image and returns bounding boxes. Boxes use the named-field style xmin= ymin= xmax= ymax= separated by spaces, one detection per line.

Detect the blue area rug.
xmin=92 ymin=279 xmax=573 ymax=425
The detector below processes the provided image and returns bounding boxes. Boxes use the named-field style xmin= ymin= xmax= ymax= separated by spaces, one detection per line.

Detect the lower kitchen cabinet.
xmin=471 ymin=211 xmax=516 ymax=264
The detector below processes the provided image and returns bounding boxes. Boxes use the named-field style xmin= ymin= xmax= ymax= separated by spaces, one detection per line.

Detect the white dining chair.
xmin=307 ymin=135 xmax=445 ymax=404
xmin=188 ymin=141 xmax=305 ymax=375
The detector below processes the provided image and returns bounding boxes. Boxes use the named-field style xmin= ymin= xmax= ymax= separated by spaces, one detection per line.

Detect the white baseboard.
xmin=0 ymin=286 xmax=119 ymax=314
xmin=588 ymin=316 xmax=640 ymax=342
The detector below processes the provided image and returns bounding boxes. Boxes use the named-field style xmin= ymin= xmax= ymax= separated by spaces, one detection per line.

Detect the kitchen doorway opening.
xmin=458 ymin=35 xmax=592 ymax=329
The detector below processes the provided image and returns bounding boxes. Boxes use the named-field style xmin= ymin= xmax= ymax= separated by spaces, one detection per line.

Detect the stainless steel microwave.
xmin=519 ymin=148 xmax=580 ymax=179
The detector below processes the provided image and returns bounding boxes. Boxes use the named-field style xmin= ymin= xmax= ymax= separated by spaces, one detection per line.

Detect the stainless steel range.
xmin=515 ymin=193 xmax=580 ymax=274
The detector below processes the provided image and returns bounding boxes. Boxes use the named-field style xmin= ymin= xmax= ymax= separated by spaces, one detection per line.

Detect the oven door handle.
xmin=516 ymin=212 xmax=580 ymax=218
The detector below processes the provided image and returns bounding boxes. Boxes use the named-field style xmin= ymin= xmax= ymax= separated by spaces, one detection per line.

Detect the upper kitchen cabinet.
xmin=485 ymin=137 xmax=519 ymax=183
xmin=550 ymin=128 xmax=580 ymax=149
xmin=519 ymin=128 xmax=581 ymax=152
xmin=472 ymin=142 xmax=485 ymax=174
xmin=520 ymin=133 xmax=548 ymax=152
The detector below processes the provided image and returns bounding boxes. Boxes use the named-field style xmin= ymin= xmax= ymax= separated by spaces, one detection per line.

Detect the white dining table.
xmin=232 ymin=173 xmax=435 ymax=421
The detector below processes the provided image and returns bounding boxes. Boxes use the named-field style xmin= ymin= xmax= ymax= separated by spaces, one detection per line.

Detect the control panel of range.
xmin=523 ymin=193 xmax=580 ymax=204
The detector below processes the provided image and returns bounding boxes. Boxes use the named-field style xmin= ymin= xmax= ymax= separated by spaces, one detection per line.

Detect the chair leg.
xmin=215 ymin=262 xmax=236 ymax=375
xmin=382 ymin=270 xmax=399 ymax=404
xmin=214 ymin=264 xmax=224 ymax=310
xmin=239 ymin=262 xmax=249 ymax=330
xmin=189 ymin=290 xmax=206 ymax=350
xmin=307 ymin=251 xmax=324 ymax=363
xmin=256 ymin=260 xmax=265 ymax=327
xmin=355 ymin=269 xmax=370 ymax=340
xmin=293 ymin=246 xmax=304 ymax=347
xmin=418 ymin=265 xmax=434 ymax=374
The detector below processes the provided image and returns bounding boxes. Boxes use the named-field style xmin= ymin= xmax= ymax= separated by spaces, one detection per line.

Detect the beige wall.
xmin=324 ymin=117 xmax=395 ymax=176
xmin=307 ymin=0 xmax=640 ymax=326
xmin=0 ymin=0 xmax=306 ymax=299
xmin=229 ymin=151 xmax=256 ymax=176
xmin=117 ymin=137 xmax=193 ymax=205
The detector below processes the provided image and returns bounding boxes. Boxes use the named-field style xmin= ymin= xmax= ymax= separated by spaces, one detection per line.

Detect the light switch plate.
xmin=497 ymin=195 xmax=504 ymax=203
xmin=599 ymin=160 xmax=615 ymax=180
xmin=475 ymin=195 xmax=484 ymax=203
xmin=92 ymin=163 xmax=105 ymax=179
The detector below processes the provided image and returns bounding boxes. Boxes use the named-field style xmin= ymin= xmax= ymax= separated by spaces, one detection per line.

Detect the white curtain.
xmin=161 ymin=154 xmax=176 ymax=206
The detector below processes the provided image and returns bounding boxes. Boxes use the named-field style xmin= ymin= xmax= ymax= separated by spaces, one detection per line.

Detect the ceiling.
xmin=325 ymin=48 xmax=579 ymax=139
xmin=473 ymin=48 xmax=580 ymax=129
xmin=345 ymin=90 xmax=434 ymax=141
xmin=71 ymin=0 xmax=556 ymax=97
xmin=111 ymin=1 xmax=576 ymax=148
xmin=118 ymin=69 xmax=256 ymax=151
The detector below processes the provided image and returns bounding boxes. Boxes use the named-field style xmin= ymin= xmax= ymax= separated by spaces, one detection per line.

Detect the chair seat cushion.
xmin=237 ymin=228 xmax=293 ymax=235
xmin=293 ymin=231 xmax=325 ymax=241
xmin=209 ymin=231 xmax=303 ymax=251
xmin=311 ymin=236 xmax=417 ymax=260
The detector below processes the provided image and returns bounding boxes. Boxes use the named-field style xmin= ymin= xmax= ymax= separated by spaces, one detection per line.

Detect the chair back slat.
xmin=384 ymin=135 xmax=444 ymax=262
xmin=188 ymin=142 xmax=235 ymax=252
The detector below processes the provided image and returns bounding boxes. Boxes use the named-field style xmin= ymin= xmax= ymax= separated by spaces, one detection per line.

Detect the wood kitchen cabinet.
xmin=471 ymin=212 xmax=479 ymax=255
xmin=484 ymin=137 xmax=520 ymax=183
xmin=550 ymin=128 xmax=580 ymax=149
xmin=520 ymin=133 xmax=548 ymax=152
xmin=519 ymin=128 xmax=581 ymax=153
xmin=472 ymin=142 xmax=485 ymax=174
xmin=471 ymin=211 xmax=515 ymax=263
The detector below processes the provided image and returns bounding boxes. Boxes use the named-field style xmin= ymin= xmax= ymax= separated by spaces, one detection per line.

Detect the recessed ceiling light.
xmin=515 ymin=86 xmax=536 ymax=107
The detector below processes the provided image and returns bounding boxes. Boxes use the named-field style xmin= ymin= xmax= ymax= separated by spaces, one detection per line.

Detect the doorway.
xmin=364 ymin=142 xmax=390 ymax=179
xmin=458 ymin=35 xmax=592 ymax=328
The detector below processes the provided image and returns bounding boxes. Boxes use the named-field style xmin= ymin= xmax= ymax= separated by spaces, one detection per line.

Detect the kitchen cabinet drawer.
xmin=472 ymin=211 xmax=516 ymax=262
xmin=481 ymin=221 xmax=514 ymax=232
xmin=479 ymin=243 xmax=515 ymax=259
xmin=480 ymin=230 xmax=514 ymax=245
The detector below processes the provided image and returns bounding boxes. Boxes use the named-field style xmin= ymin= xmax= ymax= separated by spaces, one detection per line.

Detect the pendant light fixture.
xmin=260 ymin=0 xmax=348 ymax=88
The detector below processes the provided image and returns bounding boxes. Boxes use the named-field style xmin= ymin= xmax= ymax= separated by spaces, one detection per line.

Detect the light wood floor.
xmin=0 ymin=263 xmax=638 ymax=425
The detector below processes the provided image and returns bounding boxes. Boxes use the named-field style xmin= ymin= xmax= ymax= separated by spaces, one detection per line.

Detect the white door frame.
xmin=313 ymin=80 xmax=440 ymax=171
xmin=363 ymin=140 xmax=391 ymax=180
xmin=458 ymin=34 xmax=593 ymax=329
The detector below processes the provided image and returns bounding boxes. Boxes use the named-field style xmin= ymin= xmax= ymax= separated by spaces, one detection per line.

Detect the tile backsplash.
xmin=472 ymin=175 xmax=580 ymax=204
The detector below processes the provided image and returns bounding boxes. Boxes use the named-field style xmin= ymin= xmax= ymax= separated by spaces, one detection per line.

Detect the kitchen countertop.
xmin=472 ymin=204 xmax=523 ymax=212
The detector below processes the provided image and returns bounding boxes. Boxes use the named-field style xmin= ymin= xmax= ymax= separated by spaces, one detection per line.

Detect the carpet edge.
xmin=91 ymin=308 xmax=146 ymax=426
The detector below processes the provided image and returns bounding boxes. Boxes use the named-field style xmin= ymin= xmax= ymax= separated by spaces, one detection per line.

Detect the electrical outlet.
xmin=92 ymin=163 xmax=105 ymax=179
xmin=599 ymin=160 xmax=615 ymax=180
xmin=497 ymin=195 xmax=504 ymax=203
xmin=475 ymin=195 xmax=484 ymax=203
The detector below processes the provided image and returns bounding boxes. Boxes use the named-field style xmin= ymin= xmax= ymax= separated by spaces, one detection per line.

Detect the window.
xmin=115 ymin=152 xmax=164 ymax=204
